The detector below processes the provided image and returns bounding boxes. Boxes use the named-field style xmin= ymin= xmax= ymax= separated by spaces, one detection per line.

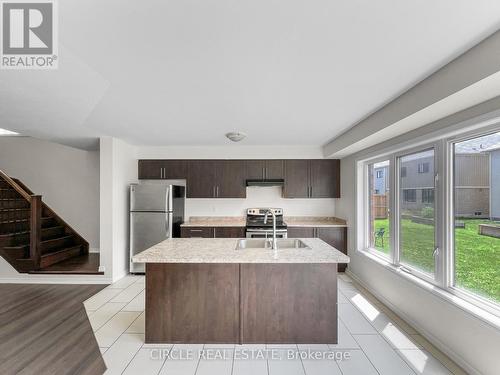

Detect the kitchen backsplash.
xmin=185 ymin=186 xmax=336 ymax=219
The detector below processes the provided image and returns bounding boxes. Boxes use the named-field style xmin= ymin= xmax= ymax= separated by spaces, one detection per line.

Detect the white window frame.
xmin=363 ymin=156 xmax=393 ymax=261
xmin=393 ymin=143 xmax=441 ymax=286
xmin=357 ymin=126 xmax=500 ymax=318
xmin=444 ymin=127 xmax=500 ymax=317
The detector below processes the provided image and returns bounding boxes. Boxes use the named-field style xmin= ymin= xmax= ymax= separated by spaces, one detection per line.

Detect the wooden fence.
xmin=371 ymin=194 xmax=388 ymax=219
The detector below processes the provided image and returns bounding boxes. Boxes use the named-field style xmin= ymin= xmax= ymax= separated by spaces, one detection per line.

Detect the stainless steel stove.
xmin=245 ymin=208 xmax=288 ymax=238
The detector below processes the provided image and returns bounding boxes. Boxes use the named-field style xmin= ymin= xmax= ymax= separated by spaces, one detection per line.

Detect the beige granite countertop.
xmin=181 ymin=216 xmax=347 ymax=228
xmin=132 ymin=238 xmax=350 ymax=264
xmin=181 ymin=217 xmax=246 ymax=227
xmin=285 ymin=217 xmax=347 ymax=227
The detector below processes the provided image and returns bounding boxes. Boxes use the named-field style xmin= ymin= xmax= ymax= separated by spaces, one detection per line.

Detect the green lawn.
xmin=373 ymin=218 xmax=500 ymax=303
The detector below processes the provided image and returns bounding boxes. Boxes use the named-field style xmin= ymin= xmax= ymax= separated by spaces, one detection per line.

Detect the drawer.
xmin=181 ymin=227 xmax=214 ymax=238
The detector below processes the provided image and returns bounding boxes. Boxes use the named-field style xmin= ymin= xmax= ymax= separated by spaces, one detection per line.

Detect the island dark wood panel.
xmin=145 ymin=262 xmax=338 ymax=344
xmin=240 ymin=263 xmax=337 ymax=344
xmin=145 ymin=263 xmax=240 ymax=343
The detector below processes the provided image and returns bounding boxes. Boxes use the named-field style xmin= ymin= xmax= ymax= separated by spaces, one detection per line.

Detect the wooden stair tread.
xmin=41 ymin=244 xmax=81 ymax=257
xmin=29 ymin=253 xmax=102 ymax=274
xmin=0 ymin=216 xmax=52 ymax=224
xmin=0 ymin=173 xmax=91 ymax=273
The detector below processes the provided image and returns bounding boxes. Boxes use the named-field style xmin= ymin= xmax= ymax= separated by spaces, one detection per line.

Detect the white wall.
xmin=0 ymin=136 xmax=100 ymax=249
xmin=186 ymin=186 xmax=335 ymax=218
xmin=100 ymin=137 xmax=138 ymax=282
xmin=136 ymin=145 xmax=324 ymax=159
xmin=337 ymin=107 xmax=500 ymax=375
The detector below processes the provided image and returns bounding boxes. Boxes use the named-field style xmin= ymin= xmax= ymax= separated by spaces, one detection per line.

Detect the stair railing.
xmin=0 ymin=170 xmax=42 ymax=269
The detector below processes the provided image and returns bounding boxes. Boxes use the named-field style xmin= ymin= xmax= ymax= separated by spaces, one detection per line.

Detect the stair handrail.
xmin=0 ymin=169 xmax=33 ymax=202
xmin=0 ymin=169 xmax=42 ymax=269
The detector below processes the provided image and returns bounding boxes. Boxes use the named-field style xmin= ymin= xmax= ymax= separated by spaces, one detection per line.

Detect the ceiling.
xmin=1 ymin=0 xmax=500 ymax=150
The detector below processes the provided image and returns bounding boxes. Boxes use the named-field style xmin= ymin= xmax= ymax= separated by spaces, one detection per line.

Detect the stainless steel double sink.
xmin=235 ymin=239 xmax=310 ymax=250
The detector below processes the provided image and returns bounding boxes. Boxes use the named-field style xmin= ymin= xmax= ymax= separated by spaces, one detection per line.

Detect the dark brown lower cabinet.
xmin=288 ymin=226 xmax=348 ymax=272
xmin=180 ymin=227 xmax=214 ymax=238
xmin=181 ymin=226 xmax=245 ymax=238
xmin=214 ymin=227 xmax=246 ymax=238
xmin=287 ymin=227 xmax=315 ymax=238
xmin=145 ymin=263 xmax=338 ymax=344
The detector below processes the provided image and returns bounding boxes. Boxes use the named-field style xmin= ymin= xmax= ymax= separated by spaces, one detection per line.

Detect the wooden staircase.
xmin=0 ymin=170 xmax=101 ymax=274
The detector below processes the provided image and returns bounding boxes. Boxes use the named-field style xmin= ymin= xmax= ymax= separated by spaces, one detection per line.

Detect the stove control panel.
xmin=246 ymin=208 xmax=283 ymax=216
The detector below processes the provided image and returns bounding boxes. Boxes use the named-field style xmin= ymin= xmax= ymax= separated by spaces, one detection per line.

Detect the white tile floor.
xmin=84 ymin=273 xmax=466 ymax=375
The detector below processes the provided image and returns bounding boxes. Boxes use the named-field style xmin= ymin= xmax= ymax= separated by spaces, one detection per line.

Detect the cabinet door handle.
xmin=216 ymin=186 xmax=219 ymax=197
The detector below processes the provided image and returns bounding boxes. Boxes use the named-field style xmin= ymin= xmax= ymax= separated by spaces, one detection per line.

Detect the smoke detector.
xmin=225 ymin=132 xmax=247 ymax=142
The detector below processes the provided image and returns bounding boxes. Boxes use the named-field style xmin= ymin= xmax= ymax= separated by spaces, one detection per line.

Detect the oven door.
xmin=246 ymin=228 xmax=288 ymax=239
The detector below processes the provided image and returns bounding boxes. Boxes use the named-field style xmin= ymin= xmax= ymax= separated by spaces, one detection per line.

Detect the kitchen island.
xmin=133 ymin=238 xmax=349 ymax=344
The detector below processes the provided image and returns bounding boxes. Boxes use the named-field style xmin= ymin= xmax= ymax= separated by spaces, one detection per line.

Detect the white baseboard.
xmin=89 ymin=248 xmax=100 ymax=253
xmin=0 ymin=275 xmax=112 ymax=284
xmin=112 ymin=269 xmax=129 ymax=283
xmin=346 ymin=269 xmax=480 ymax=375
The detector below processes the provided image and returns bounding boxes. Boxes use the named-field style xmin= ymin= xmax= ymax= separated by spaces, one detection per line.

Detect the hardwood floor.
xmin=0 ymin=283 xmax=107 ymax=375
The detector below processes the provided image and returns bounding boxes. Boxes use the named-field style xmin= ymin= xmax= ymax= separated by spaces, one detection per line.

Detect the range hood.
xmin=246 ymin=179 xmax=284 ymax=187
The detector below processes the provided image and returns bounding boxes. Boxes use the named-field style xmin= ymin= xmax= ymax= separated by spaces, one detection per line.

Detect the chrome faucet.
xmin=263 ymin=209 xmax=278 ymax=250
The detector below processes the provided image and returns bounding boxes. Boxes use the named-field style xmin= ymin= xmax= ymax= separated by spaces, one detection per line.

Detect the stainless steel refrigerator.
xmin=129 ymin=183 xmax=185 ymax=273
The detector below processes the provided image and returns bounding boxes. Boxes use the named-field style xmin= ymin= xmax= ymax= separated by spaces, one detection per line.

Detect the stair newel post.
xmin=30 ymin=195 xmax=43 ymax=269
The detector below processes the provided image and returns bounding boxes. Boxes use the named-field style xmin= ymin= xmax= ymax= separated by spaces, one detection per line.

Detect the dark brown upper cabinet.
xmin=139 ymin=158 xmax=340 ymax=198
xmin=187 ymin=160 xmax=217 ymax=198
xmin=138 ymin=160 xmax=187 ymax=179
xmin=138 ymin=160 xmax=163 ymax=179
xmin=283 ymin=160 xmax=310 ymax=198
xmin=246 ymin=160 xmax=284 ymax=181
xmin=246 ymin=160 xmax=266 ymax=180
xmin=187 ymin=160 xmax=246 ymax=198
xmin=310 ymin=160 xmax=340 ymax=198
xmin=283 ymin=159 xmax=340 ymax=198
xmin=216 ymin=160 xmax=247 ymax=198
xmin=162 ymin=160 xmax=188 ymax=180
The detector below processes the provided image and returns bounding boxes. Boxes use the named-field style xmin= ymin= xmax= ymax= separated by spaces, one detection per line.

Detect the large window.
xmin=368 ymin=161 xmax=390 ymax=257
xmin=399 ymin=149 xmax=436 ymax=276
xmin=360 ymin=126 xmax=500 ymax=315
xmin=453 ymin=133 xmax=500 ymax=304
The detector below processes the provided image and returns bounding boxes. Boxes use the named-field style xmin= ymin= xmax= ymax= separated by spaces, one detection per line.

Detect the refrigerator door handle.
xmin=166 ymin=185 xmax=172 ymax=212
xmin=166 ymin=212 xmax=173 ymax=239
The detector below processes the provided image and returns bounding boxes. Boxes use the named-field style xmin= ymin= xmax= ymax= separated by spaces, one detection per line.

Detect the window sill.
xmin=357 ymin=248 xmax=500 ymax=330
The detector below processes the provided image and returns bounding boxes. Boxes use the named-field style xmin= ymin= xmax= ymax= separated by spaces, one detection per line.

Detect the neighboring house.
xmin=454 ymin=153 xmax=490 ymax=218
xmin=485 ymin=147 xmax=500 ymax=220
xmin=400 ymin=152 xmax=490 ymax=217
xmin=400 ymin=153 xmax=435 ymax=214
xmin=373 ymin=165 xmax=389 ymax=194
